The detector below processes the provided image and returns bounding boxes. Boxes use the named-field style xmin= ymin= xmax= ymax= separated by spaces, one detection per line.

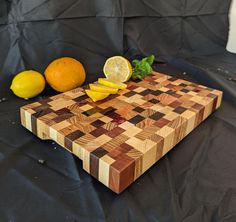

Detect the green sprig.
xmin=131 ymin=55 xmax=155 ymax=80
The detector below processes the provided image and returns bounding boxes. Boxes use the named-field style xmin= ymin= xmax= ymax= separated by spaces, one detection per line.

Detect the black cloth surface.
xmin=0 ymin=1 xmax=236 ymax=222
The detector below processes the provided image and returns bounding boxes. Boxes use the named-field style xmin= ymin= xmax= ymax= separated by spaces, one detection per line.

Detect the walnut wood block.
xmin=20 ymin=72 xmax=223 ymax=193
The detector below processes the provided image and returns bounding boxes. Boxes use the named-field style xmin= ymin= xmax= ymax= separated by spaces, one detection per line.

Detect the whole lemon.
xmin=45 ymin=57 xmax=86 ymax=92
xmin=10 ymin=70 xmax=46 ymax=99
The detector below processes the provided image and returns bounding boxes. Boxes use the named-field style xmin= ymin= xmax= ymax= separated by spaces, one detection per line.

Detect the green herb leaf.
xmin=131 ymin=55 xmax=155 ymax=81
xmin=146 ymin=55 xmax=155 ymax=65
xmin=132 ymin=60 xmax=139 ymax=66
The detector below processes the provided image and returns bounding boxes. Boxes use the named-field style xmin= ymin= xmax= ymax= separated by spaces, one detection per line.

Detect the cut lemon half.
xmin=98 ymin=78 xmax=127 ymax=90
xmin=89 ymin=83 xmax=118 ymax=94
xmin=85 ymin=89 xmax=110 ymax=102
xmin=103 ymin=56 xmax=133 ymax=83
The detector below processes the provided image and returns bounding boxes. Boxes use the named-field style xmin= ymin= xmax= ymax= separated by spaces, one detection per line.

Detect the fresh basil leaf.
xmin=138 ymin=63 xmax=146 ymax=71
xmin=146 ymin=55 xmax=155 ymax=65
xmin=137 ymin=75 xmax=143 ymax=80
xmin=141 ymin=58 xmax=148 ymax=63
xmin=132 ymin=60 xmax=139 ymax=66
xmin=145 ymin=63 xmax=152 ymax=73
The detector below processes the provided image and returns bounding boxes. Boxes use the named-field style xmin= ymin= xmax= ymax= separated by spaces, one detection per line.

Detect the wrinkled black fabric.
xmin=0 ymin=0 xmax=232 ymax=76
xmin=0 ymin=1 xmax=236 ymax=222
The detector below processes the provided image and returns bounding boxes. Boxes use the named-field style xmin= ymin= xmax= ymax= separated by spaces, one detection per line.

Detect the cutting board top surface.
xmin=20 ymin=72 xmax=222 ymax=193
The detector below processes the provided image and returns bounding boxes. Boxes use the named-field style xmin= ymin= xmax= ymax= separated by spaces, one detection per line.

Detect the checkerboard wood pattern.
xmin=20 ymin=72 xmax=223 ymax=193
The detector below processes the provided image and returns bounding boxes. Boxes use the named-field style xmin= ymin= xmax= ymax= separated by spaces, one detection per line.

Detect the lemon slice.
xmin=89 ymin=83 xmax=118 ymax=94
xmin=98 ymin=78 xmax=127 ymax=90
xmin=103 ymin=56 xmax=133 ymax=83
xmin=85 ymin=89 xmax=110 ymax=102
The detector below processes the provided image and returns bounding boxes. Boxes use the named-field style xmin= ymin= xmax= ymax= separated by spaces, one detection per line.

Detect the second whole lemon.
xmin=10 ymin=70 xmax=45 ymax=99
xmin=45 ymin=57 xmax=86 ymax=92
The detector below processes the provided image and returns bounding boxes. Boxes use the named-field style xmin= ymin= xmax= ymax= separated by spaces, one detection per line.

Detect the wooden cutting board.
xmin=20 ymin=72 xmax=222 ymax=193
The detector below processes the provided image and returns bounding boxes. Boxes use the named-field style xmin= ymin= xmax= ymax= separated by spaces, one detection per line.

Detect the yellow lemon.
xmin=89 ymin=83 xmax=118 ymax=94
xmin=98 ymin=78 xmax=127 ymax=90
xmin=103 ymin=56 xmax=132 ymax=82
xmin=10 ymin=70 xmax=45 ymax=99
xmin=85 ymin=90 xmax=110 ymax=102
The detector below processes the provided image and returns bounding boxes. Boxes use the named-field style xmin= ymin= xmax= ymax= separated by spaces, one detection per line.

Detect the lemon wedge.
xmin=98 ymin=78 xmax=127 ymax=90
xmin=89 ymin=83 xmax=118 ymax=94
xmin=103 ymin=56 xmax=133 ymax=83
xmin=85 ymin=89 xmax=110 ymax=102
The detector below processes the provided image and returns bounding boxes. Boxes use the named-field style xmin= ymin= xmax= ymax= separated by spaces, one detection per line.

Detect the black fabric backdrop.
xmin=0 ymin=1 xmax=236 ymax=222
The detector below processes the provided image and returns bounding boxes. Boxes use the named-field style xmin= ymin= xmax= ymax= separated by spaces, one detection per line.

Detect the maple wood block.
xmin=20 ymin=72 xmax=223 ymax=193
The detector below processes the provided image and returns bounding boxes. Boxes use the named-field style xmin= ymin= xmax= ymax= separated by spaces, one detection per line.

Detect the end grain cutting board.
xmin=20 ymin=72 xmax=223 ymax=193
